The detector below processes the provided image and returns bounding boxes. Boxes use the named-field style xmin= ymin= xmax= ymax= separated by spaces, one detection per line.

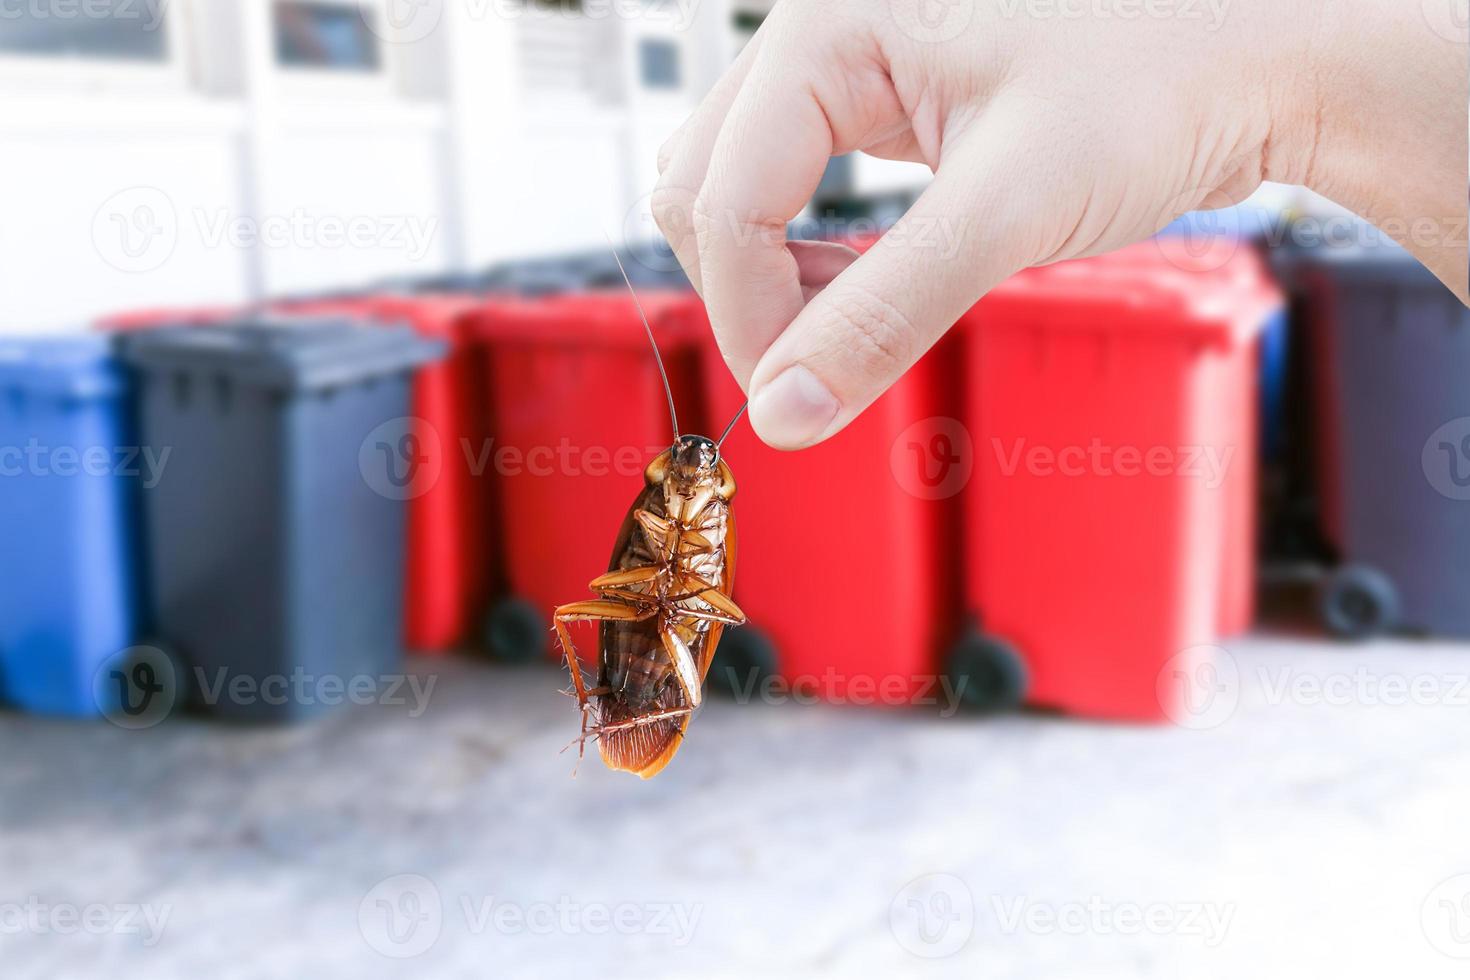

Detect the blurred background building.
xmin=0 ymin=0 xmax=821 ymax=331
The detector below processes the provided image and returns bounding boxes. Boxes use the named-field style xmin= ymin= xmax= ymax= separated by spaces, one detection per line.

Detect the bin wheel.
xmin=1320 ymin=564 xmax=1399 ymax=641
xmin=484 ymin=597 xmax=548 ymax=663
xmin=944 ymin=632 xmax=1028 ymax=713
xmin=708 ymin=625 xmax=780 ymax=698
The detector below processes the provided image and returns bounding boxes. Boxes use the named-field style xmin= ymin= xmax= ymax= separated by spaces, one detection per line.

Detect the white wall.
xmin=0 ymin=0 xmax=745 ymax=332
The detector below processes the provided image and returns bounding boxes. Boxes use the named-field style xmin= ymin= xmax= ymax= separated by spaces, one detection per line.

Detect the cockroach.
xmin=554 ymin=250 xmax=748 ymax=779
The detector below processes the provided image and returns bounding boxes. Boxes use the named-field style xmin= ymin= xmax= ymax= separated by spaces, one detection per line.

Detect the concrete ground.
xmin=5 ymin=632 xmax=1470 ymax=979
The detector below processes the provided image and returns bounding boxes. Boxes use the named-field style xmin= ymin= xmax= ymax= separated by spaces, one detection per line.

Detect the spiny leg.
xmin=582 ymin=706 xmax=694 ymax=740
xmin=553 ymin=600 xmax=655 ymax=758
xmin=598 ymin=587 xmax=663 ymax=606
xmin=565 ymin=705 xmax=696 ymax=759
xmin=554 ymin=600 xmax=655 ymax=705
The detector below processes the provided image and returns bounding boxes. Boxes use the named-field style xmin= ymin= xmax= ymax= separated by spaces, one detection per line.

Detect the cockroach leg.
xmin=554 ymin=599 xmax=655 ymax=623
xmin=563 ymin=705 xmax=695 ymax=761
xmin=692 ymin=587 xmax=745 ymax=624
xmin=553 ymin=600 xmax=654 ymax=700
xmin=598 ymin=587 xmax=659 ymax=605
xmin=669 ymin=573 xmax=747 ymax=624
xmin=672 ymin=607 xmax=744 ymax=627
xmin=678 ymin=529 xmax=715 ymax=555
xmin=673 ymin=570 xmax=719 ymax=594
xmin=585 ymin=706 xmax=694 ymax=739
xmin=660 ymin=627 xmax=702 ymax=708
xmin=588 ymin=566 xmax=661 ymax=591
xmin=635 ymin=509 xmax=671 ymax=546
xmin=557 ymin=684 xmax=612 ymax=699
xmin=554 ymin=600 xmax=656 ymax=756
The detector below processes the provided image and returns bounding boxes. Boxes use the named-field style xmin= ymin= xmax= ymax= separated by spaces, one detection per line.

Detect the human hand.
xmin=654 ymin=0 xmax=1468 ymax=449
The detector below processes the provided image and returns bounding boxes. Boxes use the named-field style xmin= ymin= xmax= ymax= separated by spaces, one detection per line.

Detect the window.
xmin=273 ymin=1 xmax=381 ymax=72
xmin=0 ymin=0 xmax=170 ymax=61
xmin=638 ymin=38 xmax=679 ymax=91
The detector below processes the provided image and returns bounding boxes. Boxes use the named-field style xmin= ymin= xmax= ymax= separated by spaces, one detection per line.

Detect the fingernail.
xmin=748 ymin=365 xmax=839 ymax=449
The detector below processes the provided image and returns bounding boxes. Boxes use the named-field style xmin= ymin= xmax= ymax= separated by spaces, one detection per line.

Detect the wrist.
xmin=1267 ymin=0 xmax=1467 ymax=295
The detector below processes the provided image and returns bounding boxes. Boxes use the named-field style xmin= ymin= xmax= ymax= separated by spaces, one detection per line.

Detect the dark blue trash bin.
xmin=383 ymin=244 xmax=694 ymax=297
xmin=1294 ymin=234 xmax=1470 ymax=639
xmin=0 ymin=336 xmax=141 ymax=717
xmin=120 ymin=318 xmax=444 ymax=721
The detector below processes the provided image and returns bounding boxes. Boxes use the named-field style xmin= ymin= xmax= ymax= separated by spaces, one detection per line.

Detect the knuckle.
xmin=651 ymin=178 xmax=695 ymax=240
xmin=827 ymin=285 xmax=918 ymax=376
xmin=692 ymin=191 xmax=787 ymax=253
xmin=656 ymin=135 xmax=678 ymax=176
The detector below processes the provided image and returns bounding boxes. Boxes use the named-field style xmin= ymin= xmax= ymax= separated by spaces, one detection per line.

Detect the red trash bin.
xmin=466 ymin=290 xmax=706 ymax=663
xmin=955 ymin=259 xmax=1279 ymax=720
xmin=1043 ymin=238 xmax=1280 ymax=639
xmin=694 ymin=305 xmax=966 ymax=709
xmin=94 ymin=306 xmax=236 ymax=332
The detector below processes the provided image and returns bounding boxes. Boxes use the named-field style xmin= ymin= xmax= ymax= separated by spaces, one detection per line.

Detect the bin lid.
xmin=369 ymin=295 xmax=485 ymax=342
xmin=475 ymin=246 xmax=692 ymax=296
xmin=0 ymin=334 xmax=126 ymax=400
xmin=1284 ymin=234 xmax=1443 ymax=287
xmin=467 ymin=291 xmax=702 ymax=349
xmin=117 ymin=316 xmax=446 ymax=391
xmin=93 ymin=306 xmax=234 ymax=333
xmin=979 ymin=260 xmax=1282 ymax=350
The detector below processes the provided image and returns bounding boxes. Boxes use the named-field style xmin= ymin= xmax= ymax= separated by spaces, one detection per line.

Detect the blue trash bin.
xmin=0 ymin=336 xmax=141 ymax=717
xmin=120 ymin=318 xmax=445 ymax=721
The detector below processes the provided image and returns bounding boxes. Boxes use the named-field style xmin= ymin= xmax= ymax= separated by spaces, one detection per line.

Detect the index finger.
xmin=693 ymin=47 xmax=834 ymax=389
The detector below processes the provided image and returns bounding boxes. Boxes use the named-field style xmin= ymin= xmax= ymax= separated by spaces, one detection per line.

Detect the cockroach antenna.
xmin=717 ymin=402 xmax=747 ymax=449
xmin=605 ymin=236 xmax=679 ymax=440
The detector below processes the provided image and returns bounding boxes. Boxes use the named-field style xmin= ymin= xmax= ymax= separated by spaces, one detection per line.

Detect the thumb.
xmin=747 ymin=117 xmax=1053 ymax=450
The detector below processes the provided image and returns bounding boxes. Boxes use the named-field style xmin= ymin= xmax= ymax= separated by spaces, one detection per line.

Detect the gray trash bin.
xmin=120 ymin=317 xmax=445 ymax=720
xmin=1291 ymin=235 xmax=1470 ymax=639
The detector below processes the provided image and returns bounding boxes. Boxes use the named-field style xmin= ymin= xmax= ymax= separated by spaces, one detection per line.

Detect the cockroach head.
xmin=672 ymin=434 xmax=719 ymax=475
